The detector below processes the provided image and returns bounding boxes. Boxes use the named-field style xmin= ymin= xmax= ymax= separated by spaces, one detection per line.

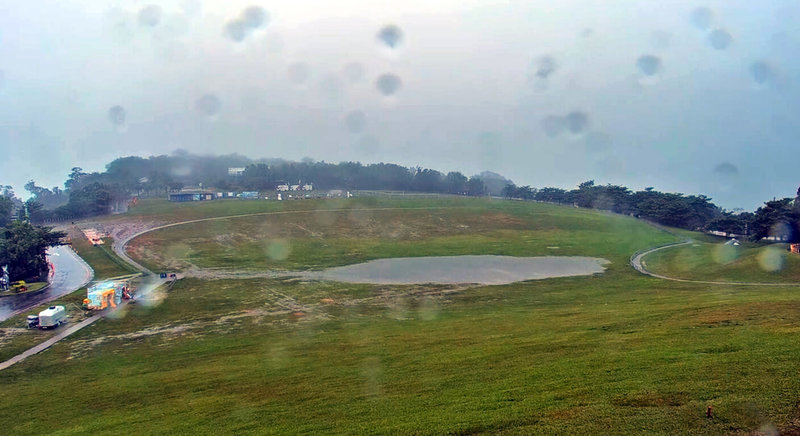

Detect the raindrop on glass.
xmin=343 ymin=62 xmax=365 ymax=83
xmin=758 ymin=246 xmax=785 ymax=272
xmin=651 ymin=30 xmax=671 ymax=49
xmin=377 ymin=25 xmax=403 ymax=49
xmin=288 ymin=62 xmax=311 ymax=85
xmin=636 ymin=54 xmax=662 ymax=76
xmin=108 ymin=105 xmax=126 ymax=125
xmin=225 ymin=19 xmax=248 ymax=42
xmin=345 ymin=110 xmax=367 ymax=133
xmin=181 ymin=0 xmax=202 ymax=18
xmin=534 ymin=56 xmax=557 ymax=79
xmin=584 ymin=132 xmax=611 ymax=154
xmin=750 ymin=61 xmax=773 ymax=84
xmin=376 ymin=73 xmax=402 ymax=96
xmin=541 ymin=115 xmax=566 ymax=137
xmin=708 ymin=29 xmax=732 ymax=50
xmin=357 ymin=135 xmax=380 ymax=156
xmin=564 ymin=111 xmax=589 ymax=134
xmin=195 ymin=94 xmax=222 ymax=117
xmin=138 ymin=5 xmax=163 ymax=27
xmin=690 ymin=7 xmax=713 ymax=30
xmin=713 ymin=162 xmax=738 ymax=177
xmin=318 ymin=74 xmax=343 ymax=101
xmin=242 ymin=6 xmax=269 ymax=29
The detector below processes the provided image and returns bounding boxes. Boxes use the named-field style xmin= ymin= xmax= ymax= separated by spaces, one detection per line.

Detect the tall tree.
xmin=0 ymin=221 xmax=66 ymax=281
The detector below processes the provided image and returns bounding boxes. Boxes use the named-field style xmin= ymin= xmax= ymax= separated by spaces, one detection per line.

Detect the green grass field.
xmin=68 ymin=227 xmax=138 ymax=278
xmin=644 ymin=240 xmax=800 ymax=284
xmin=2 ymin=198 xmax=800 ymax=434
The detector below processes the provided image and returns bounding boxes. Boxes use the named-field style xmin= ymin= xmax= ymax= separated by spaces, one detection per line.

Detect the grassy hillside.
xmin=644 ymin=240 xmax=800 ymax=283
xmin=68 ymin=227 xmax=137 ymax=278
xmin=128 ymin=198 xmax=673 ymax=273
xmin=2 ymin=198 xmax=800 ymax=434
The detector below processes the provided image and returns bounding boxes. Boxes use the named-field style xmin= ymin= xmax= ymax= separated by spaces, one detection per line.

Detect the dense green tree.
xmin=750 ymin=198 xmax=797 ymax=241
xmin=0 ymin=195 xmax=13 ymax=227
xmin=444 ymin=172 xmax=468 ymax=194
xmin=411 ymin=168 xmax=444 ymax=192
xmin=466 ymin=176 xmax=486 ymax=196
xmin=0 ymin=221 xmax=66 ymax=280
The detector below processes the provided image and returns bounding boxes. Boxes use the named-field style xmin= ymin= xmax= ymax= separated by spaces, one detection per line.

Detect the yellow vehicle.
xmin=10 ymin=281 xmax=28 ymax=292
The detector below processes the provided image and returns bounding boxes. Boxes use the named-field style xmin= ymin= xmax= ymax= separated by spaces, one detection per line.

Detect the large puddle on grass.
xmin=305 ymin=255 xmax=609 ymax=285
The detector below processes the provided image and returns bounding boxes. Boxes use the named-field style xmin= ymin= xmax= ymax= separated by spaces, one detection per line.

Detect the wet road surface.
xmin=0 ymin=245 xmax=93 ymax=322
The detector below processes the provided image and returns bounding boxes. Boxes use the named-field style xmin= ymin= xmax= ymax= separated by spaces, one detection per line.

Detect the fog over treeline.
xmin=1 ymin=1 xmax=800 ymax=210
xmin=4 ymin=151 xmax=797 ymax=243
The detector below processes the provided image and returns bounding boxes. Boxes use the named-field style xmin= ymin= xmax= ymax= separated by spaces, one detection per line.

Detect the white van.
xmin=38 ymin=306 xmax=67 ymax=329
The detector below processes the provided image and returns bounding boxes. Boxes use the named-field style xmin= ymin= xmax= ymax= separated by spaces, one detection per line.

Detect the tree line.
xmin=502 ymin=181 xmax=800 ymax=242
xmin=14 ymin=153 xmax=514 ymax=223
xmin=3 ymin=152 xmax=799 ymax=243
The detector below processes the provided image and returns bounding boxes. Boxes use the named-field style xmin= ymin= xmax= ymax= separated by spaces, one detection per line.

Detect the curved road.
xmin=0 ymin=245 xmax=93 ymax=322
xmin=113 ymin=206 xmax=472 ymax=273
xmin=630 ymin=239 xmax=799 ymax=287
xmin=117 ymin=207 xmax=800 ymax=289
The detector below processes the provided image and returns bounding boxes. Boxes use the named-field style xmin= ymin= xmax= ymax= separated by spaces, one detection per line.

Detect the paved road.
xmin=0 ymin=245 xmax=94 ymax=322
xmin=0 ymin=311 xmax=106 ymax=371
xmin=630 ymin=239 xmax=799 ymax=286
xmin=113 ymin=205 xmax=473 ymax=274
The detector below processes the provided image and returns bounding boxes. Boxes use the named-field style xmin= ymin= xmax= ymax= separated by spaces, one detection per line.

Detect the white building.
xmin=228 ymin=167 xmax=246 ymax=176
xmin=303 ymin=183 xmax=313 ymax=191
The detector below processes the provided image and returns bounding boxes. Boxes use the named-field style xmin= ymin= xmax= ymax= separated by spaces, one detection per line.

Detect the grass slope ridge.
xmin=0 ymin=198 xmax=798 ymax=434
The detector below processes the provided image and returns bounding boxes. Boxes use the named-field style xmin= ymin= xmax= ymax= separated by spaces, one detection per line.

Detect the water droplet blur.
xmin=357 ymin=134 xmax=380 ymax=157
xmin=651 ymin=30 xmax=671 ymax=49
xmin=376 ymin=73 xmax=402 ymax=96
xmin=388 ymin=295 xmax=409 ymax=320
xmin=108 ymin=105 xmax=126 ymax=126
xmin=138 ymin=5 xmax=163 ymax=27
xmin=345 ymin=110 xmax=367 ymax=133
xmin=361 ymin=356 xmax=383 ymax=398
xmin=713 ymin=162 xmax=738 ymax=177
xmin=195 ymin=94 xmax=222 ymax=117
xmin=690 ymin=7 xmax=713 ymax=30
xmin=106 ymin=8 xmax=136 ymax=44
xmin=417 ymin=296 xmax=440 ymax=321
xmin=343 ymin=62 xmax=365 ymax=83
xmin=534 ymin=55 xmax=557 ymax=79
xmin=541 ymin=115 xmax=566 ymax=137
xmin=564 ymin=111 xmax=589 ymax=134
xmin=712 ymin=162 xmax=738 ymax=191
xmin=712 ymin=243 xmax=739 ymax=264
xmin=584 ymin=132 xmax=611 ymax=154
xmin=769 ymin=221 xmax=793 ymax=241
xmin=758 ymin=246 xmax=784 ymax=272
xmin=242 ymin=6 xmax=269 ymax=29
xmin=267 ymin=239 xmax=291 ymax=261
xmin=288 ymin=62 xmax=311 ymax=85
xmin=225 ymin=19 xmax=248 ymax=42
xmin=377 ymin=25 xmax=403 ymax=49
xmin=750 ymin=61 xmax=773 ymax=84
xmin=181 ymin=0 xmax=202 ymax=18
xmin=318 ymin=74 xmax=344 ymax=101
xmin=636 ymin=55 xmax=662 ymax=76
xmin=708 ymin=29 xmax=732 ymax=50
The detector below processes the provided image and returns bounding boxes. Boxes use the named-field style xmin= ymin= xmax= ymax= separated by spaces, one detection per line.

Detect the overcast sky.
xmin=0 ymin=0 xmax=798 ymax=210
